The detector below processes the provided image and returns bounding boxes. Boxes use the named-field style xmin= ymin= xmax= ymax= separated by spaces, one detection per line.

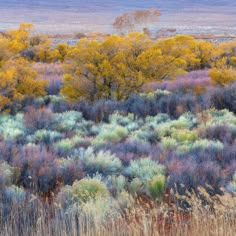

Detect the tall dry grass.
xmin=1 ymin=188 xmax=236 ymax=236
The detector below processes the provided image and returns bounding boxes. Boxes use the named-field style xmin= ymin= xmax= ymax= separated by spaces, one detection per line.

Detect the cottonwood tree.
xmin=61 ymin=33 xmax=153 ymax=101
xmin=0 ymin=58 xmax=48 ymax=112
xmin=113 ymin=8 xmax=161 ymax=34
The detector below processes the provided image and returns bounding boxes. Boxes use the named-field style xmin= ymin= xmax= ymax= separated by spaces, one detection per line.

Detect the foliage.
xmin=113 ymin=8 xmax=161 ymax=34
xmin=148 ymin=175 xmax=166 ymax=200
xmin=80 ymin=148 xmax=122 ymax=175
xmin=94 ymin=124 xmax=128 ymax=144
xmin=0 ymin=161 xmax=14 ymax=186
xmin=123 ymin=158 xmax=165 ymax=182
xmin=65 ymin=178 xmax=109 ymax=203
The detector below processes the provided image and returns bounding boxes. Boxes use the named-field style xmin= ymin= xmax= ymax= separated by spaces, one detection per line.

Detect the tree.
xmin=6 ymin=23 xmax=34 ymax=53
xmin=209 ymin=58 xmax=236 ymax=86
xmin=61 ymin=33 xmax=153 ymax=101
xmin=33 ymin=35 xmax=53 ymax=62
xmin=0 ymin=58 xmax=48 ymax=111
xmin=113 ymin=8 xmax=161 ymax=34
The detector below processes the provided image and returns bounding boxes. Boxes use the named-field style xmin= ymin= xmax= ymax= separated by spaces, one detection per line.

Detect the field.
xmin=0 ymin=11 xmax=236 ymax=236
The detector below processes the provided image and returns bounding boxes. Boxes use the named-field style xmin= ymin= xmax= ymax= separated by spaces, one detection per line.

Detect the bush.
xmin=0 ymin=114 xmax=24 ymax=140
xmin=66 ymin=178 xmax=110 ymax=203
xmin=0 ymin=161 xmax=14 ymax=186
xmin=27 ymin=129 xmax=62 ymax=144
xmin=3 ymin=185 xmax=26 ymax=203
xmin=204 ymin=125 xmax=236 ymax=144
xmin=172 ymin=129 xmax=198 ymax=143
xmin=53 ymin=111 xmax=83 ymax=132
xmin=54 ymin=135 xmax=82 ymax=152
xmin=80 ymin=148 xmax=122 ymax=175
xmin=94 ymin=124 xmax=128 ymax=144
xmin=227 ymin=172 xmax=236 ymax=192
xmin=124 ymin=158 xmax=165 ymax=182
xmin=148 ymin=175 xmax=166 ymax=200
xmin=24 ymin=107 xmax=53 ymax=132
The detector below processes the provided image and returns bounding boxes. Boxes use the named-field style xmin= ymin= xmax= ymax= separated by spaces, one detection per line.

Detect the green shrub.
xmin=4 ymin=185 xmax=26 ymax=203
xmin=80 ymin=148 xmax=122 ymax=175
xmin=105 ymin=175 xmax=126 ymax=195
xmin=172 ymin=129 xmax=198 ymax=143
xmin=148 ymin=175 xmax=166 ymax=200
xmin=0 ymin=113 xmax=24 ymax=140
xmin=27 ymin=129 xmax=62 ymax=144
xmin=53 ymin=111 xmax=83 ymax=132
xmin=109 ymin=112 xmax=135 ymax=126
xmin=124 ymin=158 xmax=165 ymax=182
xmin=128 ymin=178 xmax=144 ymax=195
xmin=161 ymin=137 xmax=178 ymax=150
xmin=200 ymin=109 xmax=236 ymax=128
xmin=67 ymin=178 xmax=109 ymax=203
xmin=227 ymin=172 xmax=236 ymax=192
xmin=177 ymin=139 xmax=224 ymax=153
xmin=145 ymin=113 xmax=170 ymax=126
xmin=55 ymin=135 xmax=82 ymax=152
xmin=170 ymin=113 xmax=198 ymax=129
xmin=94 ymin=124 xmax=128 ymax=144
xmin=0 ymin=162 xmax=14 ymax=185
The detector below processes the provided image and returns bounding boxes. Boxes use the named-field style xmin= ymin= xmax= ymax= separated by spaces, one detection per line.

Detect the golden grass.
xmin=1 ymin=188 xmax=236 ymax=236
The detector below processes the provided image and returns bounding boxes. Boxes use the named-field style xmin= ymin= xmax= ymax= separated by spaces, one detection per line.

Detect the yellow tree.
xmin=0 ymin=58 xmax=48 ymax=111
xmin=33 ymin=35 xmax=53 ymax=62
xmin=50 ymin=42 xmax=69 ymax=62
xmin=61 ymin=39 xmax=104 ymax=101
xmin=209 ymin=58 xmax=236 ymax=86
xmin=61 ymin=33 xmax=153 ymax=101
xmin=6 ymin=23 xmax=34 ymax=53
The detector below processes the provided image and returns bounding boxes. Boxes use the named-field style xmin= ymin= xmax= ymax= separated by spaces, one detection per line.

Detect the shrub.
xmin=172 ymin=129 xmax=198 ymax=143
xmin=227 ymin=172 xmax=236 ymax=192
xmin=54 ymin=135 xmax=82 ymax=152
xmin=148 ymin=175 xmax=166 ymax=200
xmin=128 ymin=178 xmax=144 ymax=195
xmin=170 ymin=113 xmax=198 ymax=129
xmin=80 ymin=148 xmax=122 ymax=175
xmin=53 ymin=111 xmax=83 ymax=132
xmin=123 ymin=158 xmax=165 ymax=182
xmin=3 ymin=185 xmax=26 ymax=203
xmin=177 ymin=139 xmax=224 ymax=153
xmin=105 ymin=175 xmax=126 ymax=195
xmin=24 ymin=107 xmax=53 ymax=132
xmin=94 ymin=124 xmax=128 ymax=144
xmin=204 ymin=125 xmax=236 ymax=144
xmin=27 ymin=129 xmax=62 ymax=144
xmin=109 ymin=112 xmax=135 ymax=126
xmin=0 ymin=161 xmax=14 ymax=186
xmin=161 ymin=137 xmax=178 ymax=150
xmin=98 ymin=141 xmax=160 ymax=165
xmin=0 ymin=114 xmax=24 ymax=140
xmin=66 ymin=178 xmax=109 ymax=203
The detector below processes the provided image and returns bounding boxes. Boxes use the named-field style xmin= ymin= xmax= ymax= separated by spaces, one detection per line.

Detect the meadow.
xmin=0 ymin=23 xmax=236 ymax=235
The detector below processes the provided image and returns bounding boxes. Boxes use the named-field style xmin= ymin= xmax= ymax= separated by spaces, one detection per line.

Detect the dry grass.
xmin=1 ymin=188 xmax=236 ymax=236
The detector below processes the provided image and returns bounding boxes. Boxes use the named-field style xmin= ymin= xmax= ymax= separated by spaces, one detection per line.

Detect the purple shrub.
xmin=152 ymin=70 xmax=211 ymax=92
xmin=23 ymin=106 xmax=54 ymax=132
xmin=204 ymin=125 xmax=236 ymax=144
xmin=97 ymin=141 xmax=161 ymax=165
